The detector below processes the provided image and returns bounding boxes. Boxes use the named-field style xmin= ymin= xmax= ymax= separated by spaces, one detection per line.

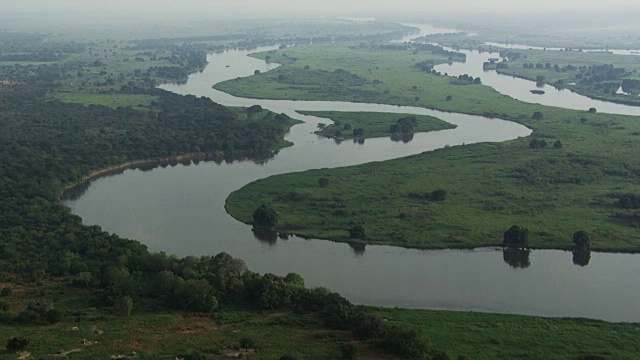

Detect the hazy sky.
xmin=3 ymin=0 xmax=640 ymax=15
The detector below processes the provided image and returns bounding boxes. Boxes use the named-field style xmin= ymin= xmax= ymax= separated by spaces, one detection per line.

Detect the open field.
xmin=376 ymin=307 xmax=640 ymax=360
xmin=2 ymin=278 xmax=637 ymax=360
xmin=222 ymin=42 xmax=640 ymax=251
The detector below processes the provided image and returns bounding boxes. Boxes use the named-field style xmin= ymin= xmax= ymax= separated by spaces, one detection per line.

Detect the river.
xmin=63 ymin=25 xmax=640 ymax=322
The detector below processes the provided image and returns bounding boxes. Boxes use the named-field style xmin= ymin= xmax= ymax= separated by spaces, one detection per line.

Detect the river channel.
xmin=64 ymin=25 xmax=640 ymax=322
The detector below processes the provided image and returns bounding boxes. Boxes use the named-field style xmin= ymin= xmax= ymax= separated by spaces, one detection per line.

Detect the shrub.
xmin=6 ymin=337 xmax=28 ymax=352
xmin=341 ymin=343 xmax=358 ymax=359
xmin=239 ymin=337 xmax=256 ymax=349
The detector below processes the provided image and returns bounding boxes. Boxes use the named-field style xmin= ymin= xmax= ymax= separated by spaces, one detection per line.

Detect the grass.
xmin=298 ymin=111 xmax=456 ymax=141
xmin=375 ymin=307 xmax=640 ymax=360
xmin=2 ymin=277 xmax=638 ymax=360
xmin=0 ymin=279 xmax=379 ymax=360
xmin=221 ymin=42 xmax=640 ymax=251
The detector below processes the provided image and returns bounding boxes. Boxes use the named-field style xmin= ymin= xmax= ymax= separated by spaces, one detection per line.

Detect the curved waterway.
xmin=64 ymin=28 xmax=640 ymax=322
xmin=433 ymin=46 xmax=640 ymax=116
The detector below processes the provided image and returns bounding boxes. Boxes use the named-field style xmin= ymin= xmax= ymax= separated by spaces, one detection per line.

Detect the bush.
xmin=6 ymin=337 xmax=28 ymax=352
xmin=619 ymin=194 xmax=640 ymax=209
xmin=378 ymin=326 xmax=431 ymax=359
xmin=529 ymin=138 xmax=547 ymax=149
xmin=1 ymin=287 xmax=13 ymax=297
xmin=532 ymin=111 xmax=544 ymax=120
xmin=239 ymin=337 xmax=256 ymax=349
xmin=351 ymin=312 xmax=387 ymax=340
xmin=430 ymin=189 xmax=447 ymax=201
xmin=341 ymin=343 xmax=358 ymax=359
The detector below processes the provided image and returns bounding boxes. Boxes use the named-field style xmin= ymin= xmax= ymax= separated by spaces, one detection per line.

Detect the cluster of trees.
xmin=0 ymin=86 xmax=296 ymax=282
xmin=389 ymin=116 xmax=417 ymax=134
xmin=413 ymin=44 xmax=465 ymax=61
xmin=527 ymin=136 xmax=554 ymax=149
xmin=452 ymin=74 xmax=481 ymax=85
xmin=621 ymin=79 xmax=640 ymax=94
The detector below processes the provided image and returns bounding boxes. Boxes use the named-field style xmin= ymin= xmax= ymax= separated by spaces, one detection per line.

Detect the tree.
xmin=572 ymin=231 xmax=590 ymax=250
xmin=349 ymin=225 xmax=366 ymax=239
xmin=529 ymin=138 xmax=547 ymax=149
xmin=157 ymin=270 xmax=175 ymax=296
xmin=553 ymin=140 xmax=563 ymax=149
xmin=532 ymin=111 xmax=544 ymax=120
xmin=588 ymin=107 xmax=597 ymax=113
xmin=119 ymin=295 xmax=133 ymax=318
xmin=253 ymin=204 xmax=278 ymax=229
xmin=341 ymin=343 xmax=357 ymax=359
xmin=6 ymin=337 xmax=28 ymax=352
xmin=446 ymin=95 xmax=453 ymax=101
xmin=254 ymin=70 xmax=261 ymax=75
xmin=503 ymin=225 xmax=530 ymax=249
xmin=246 ymin=105 xmax=263 ymax=114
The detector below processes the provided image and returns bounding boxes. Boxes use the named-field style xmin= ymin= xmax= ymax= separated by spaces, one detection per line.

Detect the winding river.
xmin=64 ymin=25 xmax=640 ymax=322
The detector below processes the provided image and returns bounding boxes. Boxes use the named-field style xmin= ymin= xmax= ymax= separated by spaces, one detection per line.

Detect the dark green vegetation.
xmin=224 ymin=42 xmax=640 ymax=251
xmin=300 ymin=111 xmax=456 ymax=141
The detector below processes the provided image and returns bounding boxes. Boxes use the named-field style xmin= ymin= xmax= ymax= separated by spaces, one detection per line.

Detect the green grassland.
xmin=0 ymin=279 xmax=380 ymax=360
xmin=298 ymin=111 xmax=456 ymax=141
xmin=376 ymin=308 xmax=640 ymax=360
xmin=2 ymin=278 xmax=637 ymax=360
xmin=222 ymin=42 xmax=640 ymax=251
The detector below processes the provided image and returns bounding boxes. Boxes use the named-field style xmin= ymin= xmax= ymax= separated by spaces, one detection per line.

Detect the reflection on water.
xmin=347 ymin=242 xmax=367 ymax=256
xmin=252 ymin=228 xmax=278 ymax=246
xmin=572 ymin=250 xmax=591 ymax=267
xmin=502 ymin=249 xmax=531 ymax=269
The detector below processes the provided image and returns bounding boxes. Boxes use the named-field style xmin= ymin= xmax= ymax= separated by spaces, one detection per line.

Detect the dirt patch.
xmin=49 ymin=349 xmax=82 ymax=357
xmin=220 ymin=349 xmax=258 ymax=358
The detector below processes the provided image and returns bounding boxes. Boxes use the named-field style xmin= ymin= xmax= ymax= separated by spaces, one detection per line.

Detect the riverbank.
xmin=218 ymin=42 xmax=640 ymax=252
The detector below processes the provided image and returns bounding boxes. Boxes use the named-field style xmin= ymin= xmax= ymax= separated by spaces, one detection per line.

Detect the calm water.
xmin=434 ymin=46 xmax=640 ymax=116
xmin=64 ymin=26 xmax=640 ymax=322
